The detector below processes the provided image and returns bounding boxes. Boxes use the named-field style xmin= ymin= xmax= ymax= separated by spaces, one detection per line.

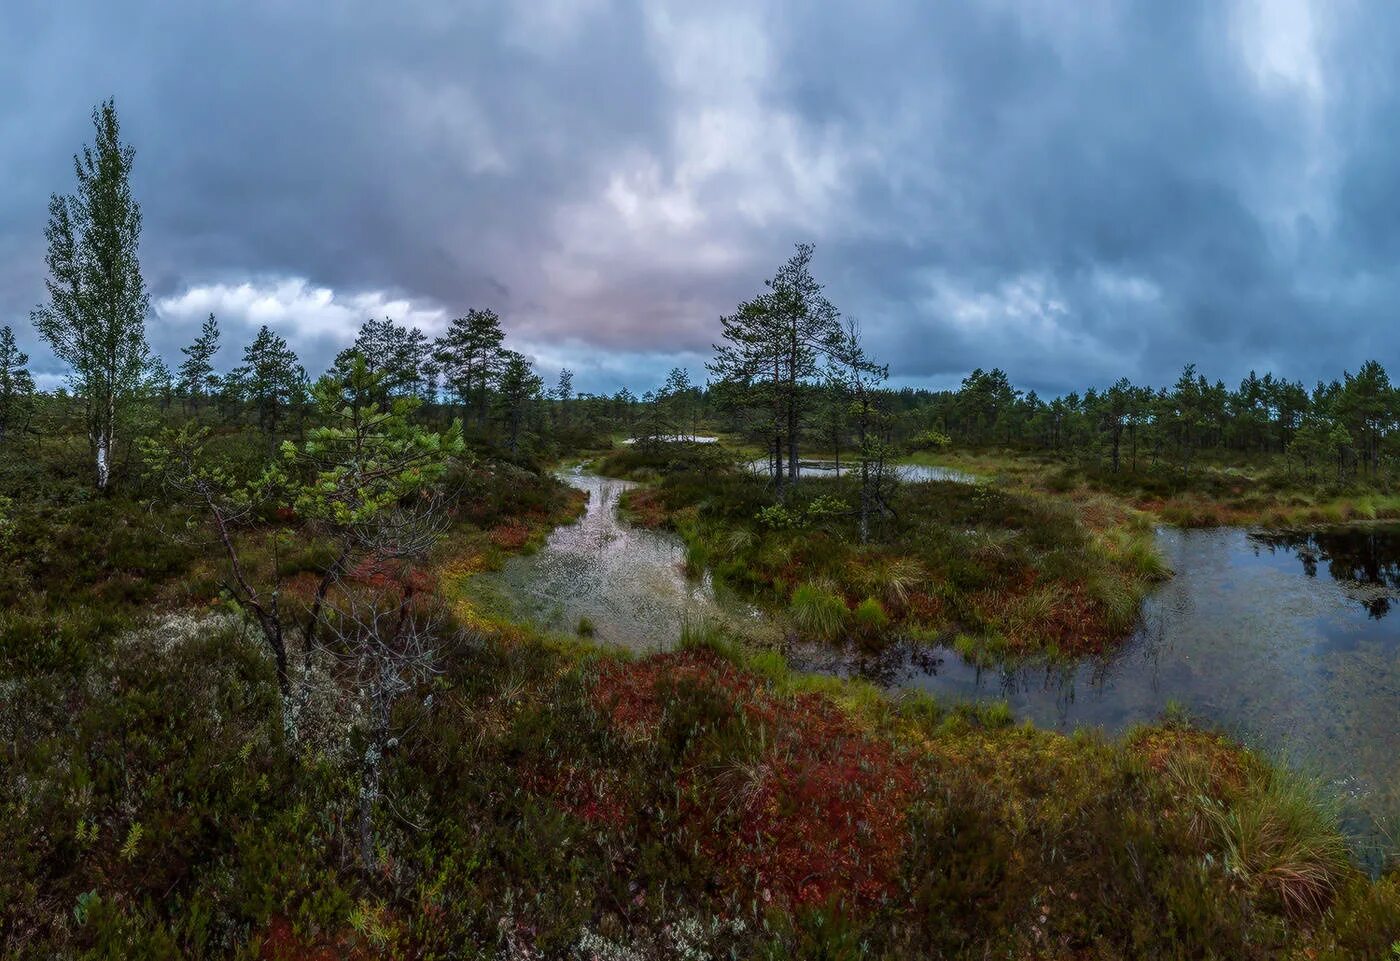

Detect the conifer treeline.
xmin=887 ymin=361 xmax=1398 ymax=478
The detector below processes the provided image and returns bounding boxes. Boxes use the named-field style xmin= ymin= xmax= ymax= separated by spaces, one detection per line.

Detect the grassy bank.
xmin=602 ymin=443 xmax=1166 ymax=661
xmin=906 ymin=449 xmax=1400 ymax=528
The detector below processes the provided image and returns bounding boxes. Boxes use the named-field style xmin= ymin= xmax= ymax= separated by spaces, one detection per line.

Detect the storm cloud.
xmin=3 ymin=0 xmax=1398 ymax=395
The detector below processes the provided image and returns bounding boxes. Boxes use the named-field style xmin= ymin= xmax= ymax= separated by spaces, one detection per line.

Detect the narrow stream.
xmin=467 ymin=466 xmax=1399 ymax=857
xmin=462 ymin=468 xmax=760 ymax=648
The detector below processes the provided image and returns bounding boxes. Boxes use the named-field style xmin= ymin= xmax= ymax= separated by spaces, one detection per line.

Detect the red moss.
xmin=258 ymin=917 xmax=369 ymax=961
xmin=976 ymin=576 xmax=1119 ymax=657
xmin=522 ymin=761 xmax=630 ymax=828
xmin=620 ymin=488 xmax=670 ymax=529
xmin=905 ymin=590 xmax=944 ymax=622
xmin=488 ymin=519 xmax=532 ymax=550
xmin=592 ymin=650 xmax=919 ymax=912
xmin=346 ymin=555 xmax=437 ymax=593
xmin=1130 ymin=726 xmax=1256 ymax=797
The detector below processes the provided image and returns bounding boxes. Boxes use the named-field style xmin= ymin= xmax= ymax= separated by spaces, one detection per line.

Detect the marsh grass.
xmin=636 ymin=459 xmax=1167 ymax=661
xmin=1211 ymin=769 xmax=1352 ymax=918
xmin=790 ymin=580 xmax=849 ymax=640
xmin=7 ymin=545 xmax=1398 ymax=960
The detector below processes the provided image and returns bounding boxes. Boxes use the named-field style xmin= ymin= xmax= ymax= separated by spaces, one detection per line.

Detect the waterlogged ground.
xmin=469 ymin=466 xmax=1398 ymax=855
xmin=745 ymin=457 xmax=976 ymax=484
xmin=463 ymin=467 xmax=762 ymax=647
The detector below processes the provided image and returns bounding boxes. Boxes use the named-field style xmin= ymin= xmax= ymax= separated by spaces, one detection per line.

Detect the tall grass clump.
xmin=790 ymin=581 xmax=848 ymax=640
xmin=852 ymin=556 xmax=923 ymax=610
xmin=1111 ymin=529 xmax=1170 ymax=579
xmin=1210 ymin=768 xmax=1351 ymax=918
xmin=852 ymin=597 xmax=890 ymax=636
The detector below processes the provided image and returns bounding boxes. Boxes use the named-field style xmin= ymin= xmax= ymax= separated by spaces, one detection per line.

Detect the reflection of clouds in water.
xmin=465 ymin=468 xmax=756 ymax=652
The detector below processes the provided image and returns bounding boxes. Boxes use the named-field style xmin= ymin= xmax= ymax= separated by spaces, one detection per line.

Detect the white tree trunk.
xmin=95 ymin=432 xmax=110 ymax=490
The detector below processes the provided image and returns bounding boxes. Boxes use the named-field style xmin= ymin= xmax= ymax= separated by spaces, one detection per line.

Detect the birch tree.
xmin=32 ymin=99 xmax=150 ymax=490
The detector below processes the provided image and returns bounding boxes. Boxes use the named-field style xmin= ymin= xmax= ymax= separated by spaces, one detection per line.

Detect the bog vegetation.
xmin=3 ymin=100 xmax=1398 ymax=959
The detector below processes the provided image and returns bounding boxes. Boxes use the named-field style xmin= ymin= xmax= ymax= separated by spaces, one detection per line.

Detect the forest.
xmin=3 ymin=102 xmax=1399 ymax=960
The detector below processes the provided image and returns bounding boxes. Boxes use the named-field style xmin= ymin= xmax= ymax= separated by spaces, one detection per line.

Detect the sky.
xmin=3 ymin=0 xmax=1399 ymax=397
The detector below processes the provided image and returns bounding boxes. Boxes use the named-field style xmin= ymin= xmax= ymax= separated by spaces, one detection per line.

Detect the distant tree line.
xmin=13 ymin=100 xmax=1400 ymax=495
xmin=888 ymin=361 xmax=1400 ymax=481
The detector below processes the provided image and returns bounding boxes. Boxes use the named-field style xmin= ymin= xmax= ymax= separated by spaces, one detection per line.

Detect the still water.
xmin=467 ymin=467 xmax=1398 ymax=851
xmin=877 ymin=525 xmax=1400 ymax=854
xmin=745 ymin=457 xmax=975 ymax=484
xmin=463 ymin=468 xmax=760 ymax=648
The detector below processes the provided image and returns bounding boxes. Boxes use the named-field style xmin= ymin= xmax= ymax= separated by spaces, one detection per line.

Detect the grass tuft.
xmin=789 ymin=581 xmax=849 ymax=640
xmin=1210 ymin=768 xmax=1351 ymax=919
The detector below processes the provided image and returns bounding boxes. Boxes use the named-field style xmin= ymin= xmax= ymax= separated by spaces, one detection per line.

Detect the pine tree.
xmin=555 ymin=367 xmax=574 ymax=427
xmin=146 ymin=355 xmax=176 ymax=410
xmin=229 ymin=325 xmax=307 ymax=439
xmin=659 ymin=367 xmax=694 ymax=439
xmin=330 ymin=318 xmax=433 ymax=403
xmin=0 ymin=326 xmax=36 ymax=445
xmin=178 ymin=313 xmax=221 ymax=406
xmin=709 ymin=244 xmax=844 ymax=492
xmin=31 ymin=99 xmax=150 ymax=490
xmin=434 ymin=308 xmax=504 ymax=423
xmin=495 ymin=350 xmax=541 ymax=454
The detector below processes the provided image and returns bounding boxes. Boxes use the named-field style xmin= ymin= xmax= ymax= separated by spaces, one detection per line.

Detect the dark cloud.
xmin=2 ymin=0 xmax=1397 ymax=396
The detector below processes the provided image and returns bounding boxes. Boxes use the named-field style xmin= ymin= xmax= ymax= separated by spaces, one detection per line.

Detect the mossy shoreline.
xmin=596 ymin=442 xmax=1167 ymax=664
xmin=903 ymin=448 xmax=1400 ymax=530
xmin=434 ymin=577 xmax=1400 ymax=959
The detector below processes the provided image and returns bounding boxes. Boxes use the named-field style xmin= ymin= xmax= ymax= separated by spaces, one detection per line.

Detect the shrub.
xmin=907 ymin=429 xmax=951 ymax=452
xmin=756 ymin=503 xmax=800 ymax=530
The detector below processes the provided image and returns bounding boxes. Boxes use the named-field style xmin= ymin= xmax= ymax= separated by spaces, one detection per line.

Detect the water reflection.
xmin=1250 ymin=527 xmax=1400 ymax=621
xmin=889 ymin=526 xmax=1399 ymax=863
xmin=463 ymin=467 xmax=761 ymax=650
xmin=744 ymin=458 xmax=975 ymax=484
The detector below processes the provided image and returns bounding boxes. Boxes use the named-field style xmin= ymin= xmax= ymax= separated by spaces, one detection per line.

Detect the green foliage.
xmin=0 ymin=326 xmax=35 ymax=443
xmin=755 ymin=502 xmax=800 ymax=530
xmin=289 ymin=355 xmax=464 ymax=528
xmin=790 ymin=581 xmax=848 ymax=640
xmin=176 ymin=313 xmax=221 ymax=402
xmin=596 ymin=439 xmax=738 ymax=480
xmin=907 ymin=428 xmax=950 ymax=452
xmin=852 ymin=596 xmax=890 ymax=636
xmin=226 ymin=325 xmax=306 ymax=437
xmin=31 ymin=99 xmax=150 ymax=489
xmin=1207 ymin=768 xmax=1352 ymax=918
